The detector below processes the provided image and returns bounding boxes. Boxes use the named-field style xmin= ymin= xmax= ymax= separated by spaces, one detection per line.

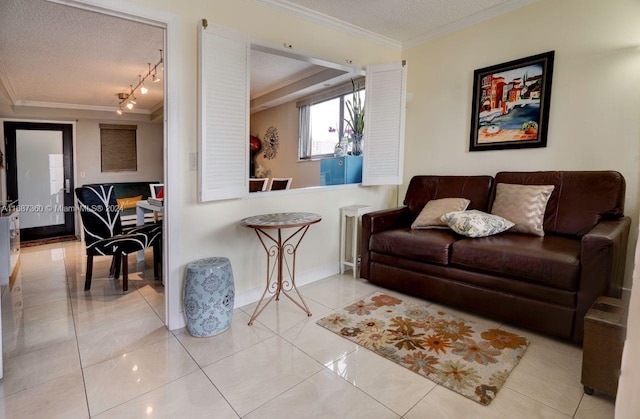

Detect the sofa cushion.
xmin=491 ymin=183 xmax=554 ymax=236
xmin=411 ymin=198 xmax=470 ymax=229
xmin=492 ymin=171 xmax=625 ymax=237
xmin=450 ymin=233 xmax=581 ymax=291
xmin=404 ymin=176 xmax=494 ymax=220
xmin=370 ymin=228 xmax=458 ymax=265
xmin=441 ymin=210 xmax=514 ymax=238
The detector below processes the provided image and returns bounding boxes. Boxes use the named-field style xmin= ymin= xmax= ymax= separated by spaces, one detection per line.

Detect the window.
xmin=99 ymin=124 xmax=137 ymax=172
xmin=298 ymin=85 xmax=365 ymax=160
xmin=198 ymin=22 xmax=406 ymax=202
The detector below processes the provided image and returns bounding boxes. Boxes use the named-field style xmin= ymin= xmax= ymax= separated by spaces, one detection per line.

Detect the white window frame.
xmin=298 ymin=87 xmax=364 ymax=160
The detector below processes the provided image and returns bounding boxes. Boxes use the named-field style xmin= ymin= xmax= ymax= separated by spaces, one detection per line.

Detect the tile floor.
xmin=0 ymin=241 xmax=616 ymax=418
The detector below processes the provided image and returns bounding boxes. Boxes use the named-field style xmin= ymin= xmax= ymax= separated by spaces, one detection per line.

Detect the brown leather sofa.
xmin=361 ymin=171 xmax=630 ymax=343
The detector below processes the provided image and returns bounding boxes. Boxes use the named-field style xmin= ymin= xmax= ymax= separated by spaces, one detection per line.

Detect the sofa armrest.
xmin=574 ymin=216 xmax=631 ymax=341
xmin=360 ymin=206 xmax=411 ymax=279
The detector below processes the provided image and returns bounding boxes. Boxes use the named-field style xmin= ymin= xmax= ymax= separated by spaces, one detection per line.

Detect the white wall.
xmin=251 ymin=101 xmax=321 ymax=189
xmin=402 ymin=0 xmax=640 ymax=287
xmin=75 ymin=119 xmax=163 ymax=186
xmin=126 ymin=0 xmax=401 ymax=321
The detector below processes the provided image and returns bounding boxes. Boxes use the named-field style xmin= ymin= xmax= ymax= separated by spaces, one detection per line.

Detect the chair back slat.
xmin=75 ymin=185 xmax=123 ymax=248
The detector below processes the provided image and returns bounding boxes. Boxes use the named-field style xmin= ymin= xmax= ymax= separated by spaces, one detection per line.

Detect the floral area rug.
xmin=316 ymin=292 xmax=529 ymax=405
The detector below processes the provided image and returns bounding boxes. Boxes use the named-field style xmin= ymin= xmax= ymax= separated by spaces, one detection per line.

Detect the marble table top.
xmin=241 ymin=212 xmax=322 ymax=229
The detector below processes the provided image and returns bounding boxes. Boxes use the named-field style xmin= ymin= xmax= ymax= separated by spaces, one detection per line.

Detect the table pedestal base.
xmin=248 ymin=225 xmax=312 ymax=326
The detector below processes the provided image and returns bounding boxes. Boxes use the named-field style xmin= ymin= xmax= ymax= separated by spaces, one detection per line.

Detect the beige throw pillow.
xmin=411 ymin=198 xmax=471 ymax=229
xmin=491 ymin=183 xmax=555 ymax=236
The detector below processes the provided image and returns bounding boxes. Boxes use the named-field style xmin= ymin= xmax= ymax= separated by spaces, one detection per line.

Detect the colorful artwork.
xmin=469 ymin=51 xmax=554 ymax=151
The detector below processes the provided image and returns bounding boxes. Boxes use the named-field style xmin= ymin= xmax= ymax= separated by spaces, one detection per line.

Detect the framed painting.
xmin=469 ymin=51 xmax=554 ymax=152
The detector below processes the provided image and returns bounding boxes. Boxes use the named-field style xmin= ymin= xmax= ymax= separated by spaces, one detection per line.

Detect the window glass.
xmin=309 ymin=97 xmax=340 ymax=157
xmin=300 ymin=89 xmax=365 ymax=160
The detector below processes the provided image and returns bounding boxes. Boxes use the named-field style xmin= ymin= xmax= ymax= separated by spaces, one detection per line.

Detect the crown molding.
xmin=14 ymin=100 xmax=151 ymax=114
xmin=248 ymin=0 xmax=402 ymax=50
xmin=402 ymin=0 xmax=538 ymax=49
xmin=250 ymin=0 xmax=537 ymax=52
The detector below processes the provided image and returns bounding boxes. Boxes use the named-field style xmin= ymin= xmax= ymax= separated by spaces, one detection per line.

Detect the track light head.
xmin=116 ymin=108 xmax=123 ymax=115
xmin=126 ymin=102 xmax=134 ymax=110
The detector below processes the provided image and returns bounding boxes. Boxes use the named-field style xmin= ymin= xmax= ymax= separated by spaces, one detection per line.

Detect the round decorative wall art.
xmin=263 ymin=126 xmax=280 ymax=160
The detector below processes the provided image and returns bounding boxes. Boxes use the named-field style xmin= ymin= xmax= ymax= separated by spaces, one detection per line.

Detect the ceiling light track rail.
xmin=116 ymin=49 xmax=163 ymax=115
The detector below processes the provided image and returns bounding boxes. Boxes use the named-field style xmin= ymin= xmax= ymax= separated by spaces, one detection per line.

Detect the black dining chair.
xmin=75 ymin=184 xmax=162 ymax=291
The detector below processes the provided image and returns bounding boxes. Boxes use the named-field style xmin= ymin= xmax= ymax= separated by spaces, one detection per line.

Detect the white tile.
xmin=326 ymin=347 xmax=437 ymax=415
xmin=503 ymin=336 xmax=583 ymax=415
xmin=0 ymin=339 xmax=81 ymax=398
xmin=0 ymin=371 xmax=89 ymax=418
xmin=2 ymin=310 xmax=76 ymax=359
xmin=83 ymin=336 xmax=199 ymax=416
xmin=281 ymin=318 xmax=359 ymax=365
xmin=202 ymin=336 xmax=324 ymax=416
xmin=20 ymin=276 xmax=69 ymax=294
xmin=245 ymin=368 xmax=399 ymax=419
xmin=94 ymin=370 xmax=239 ymax=419
xmin=77 ymin=313 xmax=171 ymax=367
xmin=73 ymin=297 xmax=159 ymax=337
xmin=405 ymin=385 xmax=570 ymax=419
xmin=68 ymin=289 xmax=147 ymax=315
xmin=241 ymin=293 xmax=333 ymax=334
xmin=174 ymin=310 xmax=274 ymax=367
xmin=300 ymin=275 xmax=383 ymax=309
xmin=574 ymin=393 xmax=615 ymax=419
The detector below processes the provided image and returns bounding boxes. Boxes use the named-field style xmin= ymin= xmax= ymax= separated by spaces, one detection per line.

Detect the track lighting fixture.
xmin=115 ymin=49 xmax=163 ymax=114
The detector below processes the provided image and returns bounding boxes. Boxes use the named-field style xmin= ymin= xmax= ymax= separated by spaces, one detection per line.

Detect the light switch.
xmin=189 ymin=153 xmax=197 ymax=171
xmin=80 ymin=171 xmax=86 ymax=179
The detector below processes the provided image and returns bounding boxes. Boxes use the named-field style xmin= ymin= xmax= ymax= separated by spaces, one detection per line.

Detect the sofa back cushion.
xmin=491 ymin=171 xmax=625 ymax=237
xmin=404 ymin=176 xmax=494 ymax=219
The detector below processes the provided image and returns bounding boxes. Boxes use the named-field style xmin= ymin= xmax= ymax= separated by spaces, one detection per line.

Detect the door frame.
xmin=4 ymin=121 xmax=75 ymax=241
xmin=52 ymin=0 xmax=181 ymax=329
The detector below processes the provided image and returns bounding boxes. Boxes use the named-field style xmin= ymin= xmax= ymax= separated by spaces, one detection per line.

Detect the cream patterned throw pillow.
xmin=411 ymin=198 xmax=471 ymax=229
xmin=491 ymin=183 xmax=555 ymax=236
xmin=441 ymin=210 xmax=514 ymax=238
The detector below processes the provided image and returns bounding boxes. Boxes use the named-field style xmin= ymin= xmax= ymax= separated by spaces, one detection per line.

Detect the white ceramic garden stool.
xmin=340 ymin=205 xmax=372 ymax=278
xmin=184 ymin=257 xmax=235 ymax=337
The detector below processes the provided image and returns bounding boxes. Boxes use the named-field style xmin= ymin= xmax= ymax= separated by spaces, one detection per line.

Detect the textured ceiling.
xmin=0 ymin=0 xmax=164 ymax=117
xmin=0 ymin=0 xmax=534 ymax=119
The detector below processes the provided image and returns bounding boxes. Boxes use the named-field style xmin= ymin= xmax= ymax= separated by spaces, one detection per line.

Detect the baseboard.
xmin=170 ymin=263 xmax=339 ymax=331
xmin=234 ymin=263 xmax=340 ymax=308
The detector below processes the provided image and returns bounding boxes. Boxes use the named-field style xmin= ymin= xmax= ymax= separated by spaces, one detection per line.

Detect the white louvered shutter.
xmin=198 ymin=22 xmax=249 ymax=202
xmin=362 ymin=61 xmax=407 ymax=185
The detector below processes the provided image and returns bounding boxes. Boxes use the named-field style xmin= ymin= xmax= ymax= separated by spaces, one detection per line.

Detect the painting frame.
xmin=469 ymin=51 xmax=554 ymax=152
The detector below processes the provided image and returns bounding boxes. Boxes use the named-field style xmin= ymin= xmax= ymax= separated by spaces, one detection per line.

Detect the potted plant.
xmin=345 ymin=79 xmax=364 ymax=156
